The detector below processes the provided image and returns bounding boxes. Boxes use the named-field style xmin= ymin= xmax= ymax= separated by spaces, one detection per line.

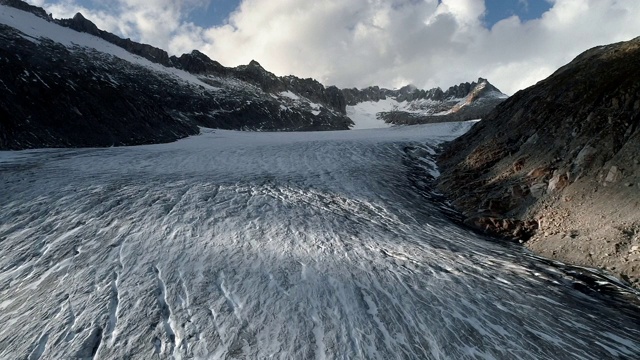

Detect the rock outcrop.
xmin=436 ymin=36 xmax=640 ymax=287
xmin=58 ymin=12 xmax=174 ymax=67
xmin=171 ymin=50 xmax=228 ymax=76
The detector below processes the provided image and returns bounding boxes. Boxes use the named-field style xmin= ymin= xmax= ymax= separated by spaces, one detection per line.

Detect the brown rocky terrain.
xmin=436 ymin=37 xmax=640 ymax=288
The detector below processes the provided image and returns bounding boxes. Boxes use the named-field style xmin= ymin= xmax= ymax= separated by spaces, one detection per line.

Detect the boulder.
xmin=530 ymin=183 xmax=548 ymax=199
xmin=548 ymin=171 xmax=570 ymax=192
xmin=604 ymin=165 xmax=623 ymax=184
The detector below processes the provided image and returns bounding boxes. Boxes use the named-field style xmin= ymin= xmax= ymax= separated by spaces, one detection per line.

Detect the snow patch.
xmin=279 ymin=91 xmax=300 ymax=100
xmin=0 ymin=5 xmax=219 ymax=91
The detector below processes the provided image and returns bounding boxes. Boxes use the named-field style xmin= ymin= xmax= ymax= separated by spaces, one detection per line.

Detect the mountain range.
xmin=0 ymin=0 xmax=506 ymax=149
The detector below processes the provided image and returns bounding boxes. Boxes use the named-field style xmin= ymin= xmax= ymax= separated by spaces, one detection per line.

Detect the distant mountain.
xmin=436 ymin=36 xmax=640 ymax=286
xmin=0 ymin=0 xmax=505 ymax=149
xmin=0 ymin=1 xmax=351 ymax=149
xmin=343 ymin=79 xmax=507 ymax=129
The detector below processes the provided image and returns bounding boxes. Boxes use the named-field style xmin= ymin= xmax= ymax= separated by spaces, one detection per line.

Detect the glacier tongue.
xmin=1 ymin=123 xmax=640 ymax=359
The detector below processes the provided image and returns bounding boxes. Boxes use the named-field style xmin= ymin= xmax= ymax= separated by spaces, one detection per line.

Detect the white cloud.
xmin=27 ymin=0 xmax=640 ymax=94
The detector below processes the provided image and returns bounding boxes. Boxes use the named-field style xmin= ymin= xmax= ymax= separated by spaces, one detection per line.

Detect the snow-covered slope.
xmin=1 ymin=123 xmax=639 ymax=359
xmin=0 ymin=2 xmax=352 ymax=149
xmin=346 ymin=98 xmax=399 ymax=129
xmin=344 ymin=79 xmax=508 ymax=129
xmin=0 ymin=5 xmax=215 ymax=90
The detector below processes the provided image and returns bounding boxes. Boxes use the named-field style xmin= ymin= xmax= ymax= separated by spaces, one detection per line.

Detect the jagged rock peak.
xmin=248 ymin=60 xmax=263 ymax=68
xmin=171 ymin=50 xmax=227 ymax=75
xmin=442 ymin=78 xmax=494 ymax=99
xmin=341 ymin=78 xmax=504 ymax=106
xmin=235 ymin=60 xmax=270 ymax=74
xmin=190 ymin=49 xmax=207 ymax=57
xmin=398 ymin=84 xmax=418 ymax=92
xmin=69 ymin=12 xmax=100 ymax=35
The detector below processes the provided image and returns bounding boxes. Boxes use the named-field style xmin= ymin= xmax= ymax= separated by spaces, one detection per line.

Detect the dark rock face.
xmin=171 ymin=50 xmax=228 ymax=76
xmin=343 ymin=78 xmax=506 ymax=125
xmin=0 ymin=25 xmax=197 ymax=149
xmin=0 ymin=1 xmax=352 ymax=149
xmin=436 ymin=36 xmax=640 ymax=283
xmin=283 ymin=77 xmax=347 ymax=114
xmin=52 ymin=8 xmax=350 ymax=116
xmin=232 ymin=60 xmax=285 ymax=93
xmin=342 ymin=86 xmax=382 ymax=104
xmin=57 ymin=13 xmax=173 ymax=67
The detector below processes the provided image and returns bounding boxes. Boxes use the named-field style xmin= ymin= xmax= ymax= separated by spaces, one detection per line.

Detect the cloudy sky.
xmin=25 ymin=0 xmax=640 ymax=94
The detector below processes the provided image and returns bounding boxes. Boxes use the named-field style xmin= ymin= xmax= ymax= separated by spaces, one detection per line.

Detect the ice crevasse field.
xmin=1 ymin=122 xmax=640 ymax=359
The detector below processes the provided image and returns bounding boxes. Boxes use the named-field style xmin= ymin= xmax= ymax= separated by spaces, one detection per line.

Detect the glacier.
xmin=1 ymin=123 xmax=640 ymax=359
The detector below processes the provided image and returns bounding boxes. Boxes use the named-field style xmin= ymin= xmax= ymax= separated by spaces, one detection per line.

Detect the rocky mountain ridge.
xmin=6 ymin=1 xmax=350 ymax=115
xmin=0 ymin=1 xmax=351 ymax=149
xmin=51 ymin=4 xmax=502 ymax=126
xmin=436 ymin=36 xmax=640 ymax=287
xmin=343 ymin=79 xmax=498 ymax=105
xmin=0 ymin=0 xmax=505 ymax=149
xmin=343 ymin=78 xmax=507 ymax=126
